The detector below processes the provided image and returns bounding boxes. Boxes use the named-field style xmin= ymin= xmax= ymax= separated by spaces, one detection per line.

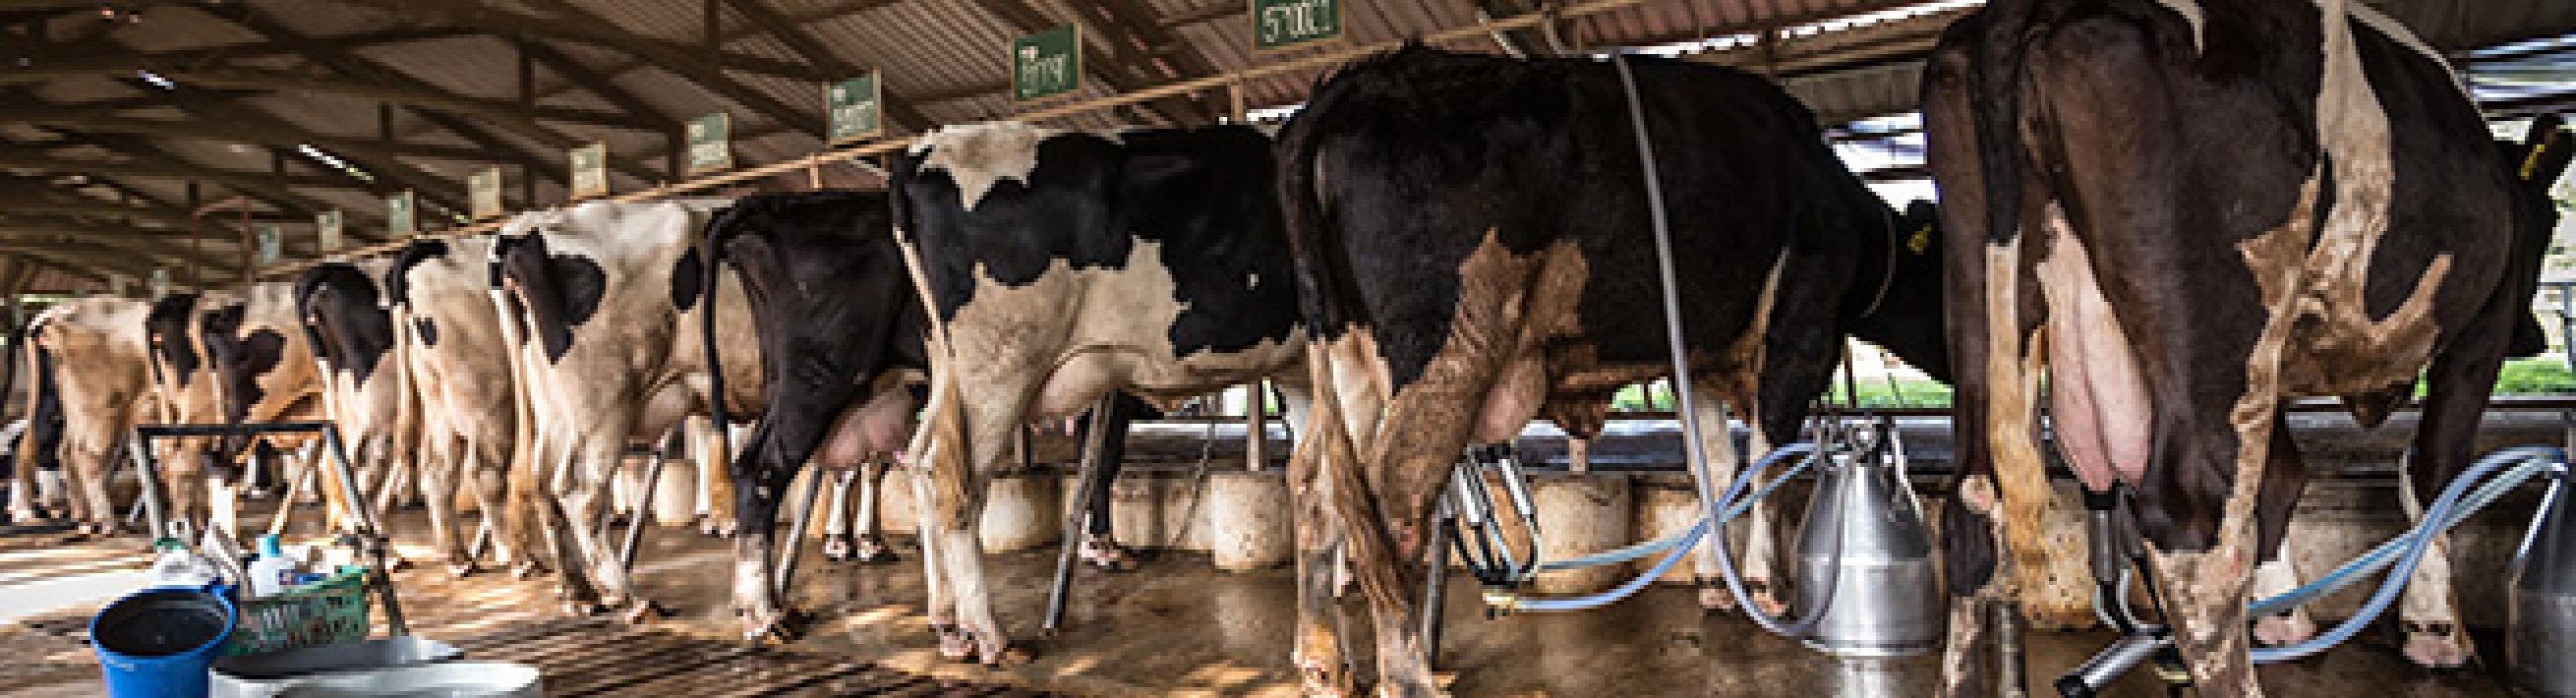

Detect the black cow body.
xmin=1274 ymin=45 xmax=1945 ymax=694
xmin=1923 ymin=1 xmax=2573 ymax=693
xmin=890 ymin=122 xmax=1314 ymax=665
xmin=688 ymin=191 xmax=928 ymax=638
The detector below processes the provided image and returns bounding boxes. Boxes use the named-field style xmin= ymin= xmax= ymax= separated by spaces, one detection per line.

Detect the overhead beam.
xmin=315 ymin=0 xmax=837 ymax=83
xmin=0 ymin=65 xmax=652 ymax=131
xmin=191 ymin=3 xmax=657 ymax=185
xmin=8 ymin=28 xmax=476 ymax=66
xmin=0 ymin=111 xmax=519 ymax=166
xmin=523 ymin=0 xmax=832 ymax=142
xmin=721 ymin=0 xmax=937 ymax=132
xmin=0 ymin=199 xmax=297 ymax=228
xmin=0 ymin=152 xmax=384 ymax=190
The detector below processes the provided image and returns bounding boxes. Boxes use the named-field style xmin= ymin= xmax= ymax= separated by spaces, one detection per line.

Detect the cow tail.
xmin=12 ymin=326 xmax=46 ymax=504
xmin=695 ymin=206 xmax=738 ymax=476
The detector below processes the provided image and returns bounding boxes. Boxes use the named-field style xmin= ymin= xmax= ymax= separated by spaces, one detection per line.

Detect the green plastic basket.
xmin=221 ymin=566 xmax=372 ymax=656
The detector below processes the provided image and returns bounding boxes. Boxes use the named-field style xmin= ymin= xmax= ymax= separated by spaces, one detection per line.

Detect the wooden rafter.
xmin=0 ymin=66 xmax=650 ymax=131
xmin=190 ymin=3 xmax=661 ymax=184
xmin=721 ymin=0 xmax=938 ymax=133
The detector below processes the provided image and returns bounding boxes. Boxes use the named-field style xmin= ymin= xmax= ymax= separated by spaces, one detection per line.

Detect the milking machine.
xmin=2052 ymin=446 xmax=2571 ymax=698
xmin=1417 ymin=51 xmax=1945 ymax=667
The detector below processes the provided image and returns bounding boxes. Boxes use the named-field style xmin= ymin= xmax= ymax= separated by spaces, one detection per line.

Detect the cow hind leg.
xmin=2396 ymin=310 xmax=2515 ymax=669
xmin=936 ymin=389 xmax=1031 ymax=666
xmin=2251 ymin=416 xmax=2318 ymax=647
xmin=820 ymin=468 xmax=857 ymax=562
xmin=852 ymin=460 xmax=893 ymax=562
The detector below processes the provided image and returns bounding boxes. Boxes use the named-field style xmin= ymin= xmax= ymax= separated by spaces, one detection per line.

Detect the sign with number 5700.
xmin=1254 ymin=0 xmax=1341 ymax=51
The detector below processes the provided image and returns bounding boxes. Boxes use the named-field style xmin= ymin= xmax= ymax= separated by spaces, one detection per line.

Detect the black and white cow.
xmin=685 ymin=190 xmax=928 ymax=639
xmin=491 ymin=201 xmax=759 ymax=617
xmin=198 ymin=283 xmax=332 ymax=530
xmin=296 ymin=262 xmax=423 ymax=539
xmin=389 ymin=236 xmax=531 ymax=575
xmin=889 ymin=122 xmax=1315 ymax=665
xmin=6 ymin=348 xmax=67 ymax=523
xmin=144 ymin=292 xmax=236 ymax=539
xmin=1923 ymin=1 xmax=2573 ymax=694
xmin=1272 ymin=45 xmax=1951 ymax=695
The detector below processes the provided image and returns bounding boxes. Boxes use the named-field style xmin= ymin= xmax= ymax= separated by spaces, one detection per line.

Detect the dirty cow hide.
xmin=1272 ymin=44 xmax=1946 ymax=695
xmin=1923 ymin=1 xmax=2576 ymax=694
xmin=22 ymin=298 xmax=158 ymax=534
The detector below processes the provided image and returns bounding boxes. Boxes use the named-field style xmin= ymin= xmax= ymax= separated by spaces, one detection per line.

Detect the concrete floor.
xmin=0 ymin=500 xmax=2530 ymax=697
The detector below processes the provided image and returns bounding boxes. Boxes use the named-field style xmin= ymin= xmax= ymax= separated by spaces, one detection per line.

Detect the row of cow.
xmin=8 ymin=2 xmax=2576 ymax=694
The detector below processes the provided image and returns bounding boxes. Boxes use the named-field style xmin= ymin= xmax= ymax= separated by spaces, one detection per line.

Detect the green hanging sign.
xmin=1253 ymin=0 xmax=1342 ymax=50
xmin=570 ymin=143 xmax=610 ymax=200
xmin=1012 ymin=26 xmax=1081 ymax=102
xmin=317 ymin=209 xmax=344 ymax=252
xmin=256 ymin=225 xmax=282 ymax=265
xmin=828 ymin=74 xmax=883 ymax=144
xmin=470 ymin=167 xmax=503 ymax=220
xmin=687 ymin=112 xmax=732 ymax=174
xmin=385 ymin=190 xmax=416 ymax=236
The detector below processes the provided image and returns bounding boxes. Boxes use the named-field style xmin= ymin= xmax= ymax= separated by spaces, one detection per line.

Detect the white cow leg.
xmin=821 ymin=468 xmax=857 ymax=562
xmin=2249 ymin=556 xmax=2316 ymax=646
xmin=852 ymin=460 xmax=893 ymax=561
xmin=1737 ymin=427 xmax=1788 ymax=617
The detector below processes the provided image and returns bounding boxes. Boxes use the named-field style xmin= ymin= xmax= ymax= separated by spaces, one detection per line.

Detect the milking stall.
xmin=4 ymin=1 xmax=2576 ymax=696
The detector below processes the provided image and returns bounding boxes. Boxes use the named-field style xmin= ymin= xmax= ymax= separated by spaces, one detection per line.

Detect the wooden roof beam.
xmin=721 ymin=0 xmax=937 ymax=132
xmin=319 ymin=0 xmax=837 ymax=83
xmin=519 ymin=0 xmax=833 ymax=142
xmin=0 ymin=112 xmax=529 ymax=163
xmin=0 ymin=65 xmax=651 ymax=132
xmin=194 ymin=3 xmax=657 ymax=184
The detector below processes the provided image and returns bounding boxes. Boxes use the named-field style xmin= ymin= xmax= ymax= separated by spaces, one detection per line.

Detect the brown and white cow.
xmin=1272 ymin=45 xmax=1951 ymax=695
xmin=491 ymin=201 xmax=760 ymax=616
xmin=1923 ymin=1 xmax=2574 ymax=694
xmin=19 ymin=296 xmax=159 ymax=535
xmin=889 ymin=122 xmax=1315 ymax=665
xmin=388 ymin=235 xmax=530 ymax=575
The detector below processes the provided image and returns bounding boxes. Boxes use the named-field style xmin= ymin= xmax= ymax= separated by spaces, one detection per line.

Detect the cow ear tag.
xmin=2523 ymin=127 xmax=2560 ymax=182
xmin=1904 ymin=224 xmax=1934 ymax=256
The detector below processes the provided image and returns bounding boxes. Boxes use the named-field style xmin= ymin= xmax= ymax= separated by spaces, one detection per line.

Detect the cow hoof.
xmin=510 ymin=561 xmax=543 ymax=580
xmin=1746 ymin=583 xmax=1788 ymax=618
xmin=447 ymin=561 xmax=479 ymax=579
xmin=980 ymin=643 xmax=1031 ymax=668
xmin=851 ymin=536 xmax=897 ymax=564
xmin=1078 ymin=536 xmax=1135 ymax=571
xmin=622 ymin=600 xmax=664 ymax=624
xmin=2401 ymin=621 xmax=2473 ymax=669
xmin=2254 ymin=611 xmax=2316 ymax=647
xmin=1695 ymin=579 xmax=1735 ymax=611
xmin=741 ymin=607 xmax=807 ymax=644
xmin=935 ymin=625 xmax=973 ymax=660
xmin=1296 ymin=652 xmax=1355 ymax=698
xmin=821 ymin=535 xmax=854 ymax=562
xmin=562 ymin=601 xmax=610 ymax=616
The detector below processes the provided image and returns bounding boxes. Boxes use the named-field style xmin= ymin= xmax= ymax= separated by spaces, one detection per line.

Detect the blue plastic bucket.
xmin=90 ymin=585 xmax=236 ymax=698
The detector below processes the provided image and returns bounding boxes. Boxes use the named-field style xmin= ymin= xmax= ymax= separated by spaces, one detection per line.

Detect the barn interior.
xmin=2 ymin=0 xmax=2575 ymax=696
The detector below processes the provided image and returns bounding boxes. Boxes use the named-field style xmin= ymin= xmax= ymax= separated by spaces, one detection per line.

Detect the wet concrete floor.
xmin=0 ymin=501 xmax=2528 ymax=697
